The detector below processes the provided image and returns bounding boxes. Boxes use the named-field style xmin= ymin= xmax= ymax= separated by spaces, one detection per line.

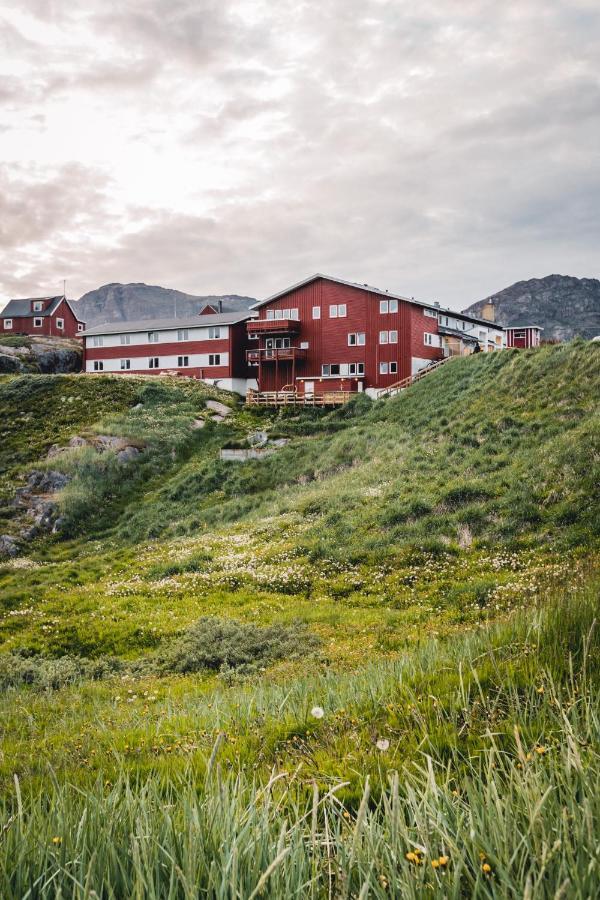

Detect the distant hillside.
xmin=73 ymin=282 xmax=256 ymax=326
xmin=464 ymin=274 xmax=600 ymax=341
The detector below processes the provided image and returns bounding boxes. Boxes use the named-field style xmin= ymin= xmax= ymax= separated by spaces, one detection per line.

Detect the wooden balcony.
xmin=246 ymin=346 xmax=307 ymax=364
xmin=246 ymin=389 xmax=353 ymax=407
xmin=247 ymin=318 xmax=301 ymax=336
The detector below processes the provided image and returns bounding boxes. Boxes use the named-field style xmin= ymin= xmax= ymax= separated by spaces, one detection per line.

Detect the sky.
xmin=1 ymin=0 xmax=599 ymax=311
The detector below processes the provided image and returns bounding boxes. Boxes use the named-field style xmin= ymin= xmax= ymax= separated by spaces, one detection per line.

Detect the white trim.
xmin=33 ymin=317 xmax=43 ymax=328
xmin=3 ymin=318 xmax=12 ymax=329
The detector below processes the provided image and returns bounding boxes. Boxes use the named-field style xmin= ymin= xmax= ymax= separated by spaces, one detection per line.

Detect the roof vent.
xmin=434 ymin=301 xmax=441 ymax=308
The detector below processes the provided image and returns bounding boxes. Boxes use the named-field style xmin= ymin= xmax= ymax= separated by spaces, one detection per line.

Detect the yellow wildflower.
xmin=52 ymin=836 xmax=62 ymax=845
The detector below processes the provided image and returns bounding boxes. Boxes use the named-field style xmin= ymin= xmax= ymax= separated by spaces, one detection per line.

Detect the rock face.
xmin=74 ymin=283 xmax=256 ymax=326
xmin=12 ymin=470 xmax=72 ymax=539
xmin=0 ymin=535 xmax=19 ymax=558
xmin=463 ymin=275 xmax=600 ymax=341
xmin=0 ymin=337 xmax=82 ymax=374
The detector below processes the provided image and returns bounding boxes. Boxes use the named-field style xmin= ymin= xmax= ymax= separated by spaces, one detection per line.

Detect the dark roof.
xmin=252 ymin=273 xmax=504 ymax=330
xmin=80 ymin=310 xmax=256 ymax=337
xmin=2 ymin=296 xmax=65 ymax=317
xmin=504 ymin=321 xmax=544 ymax=330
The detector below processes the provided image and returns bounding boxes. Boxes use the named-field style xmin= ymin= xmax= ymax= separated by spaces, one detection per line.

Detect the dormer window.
xmin=33 ymin=301 xmax=43 ymax=312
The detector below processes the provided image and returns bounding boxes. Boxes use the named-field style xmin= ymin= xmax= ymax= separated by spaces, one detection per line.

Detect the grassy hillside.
xmin=0 ymin=342 xmax=599 ymax=897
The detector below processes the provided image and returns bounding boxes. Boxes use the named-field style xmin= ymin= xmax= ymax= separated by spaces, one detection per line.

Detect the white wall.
xmin=86 ymin=353 xmax=229 ymax=373
xmin=86 ymin=324 xmax=229 ymax=348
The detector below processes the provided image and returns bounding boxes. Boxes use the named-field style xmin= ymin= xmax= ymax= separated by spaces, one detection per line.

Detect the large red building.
xmin=1 ymin=295 xmax=85 ymax=338
xmin=247 ymin=274 xmax=505 ymax=398
xmin=81 ymin=311 xmax=256 ymax=394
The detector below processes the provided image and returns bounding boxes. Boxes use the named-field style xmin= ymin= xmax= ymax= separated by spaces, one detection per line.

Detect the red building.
xmin=81 ymin=311 xmax=257 ymax=394
xmin=504 ymin=324 xmax=543 ymax=349
xmin=1 ymin=295 xmax=85 ymax=338
xmin=248 ymin=274 xmax=505 ymax=398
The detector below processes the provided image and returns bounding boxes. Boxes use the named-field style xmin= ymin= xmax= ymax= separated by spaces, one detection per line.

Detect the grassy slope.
xmin=0 ymin=344 xmax=599 ymax=896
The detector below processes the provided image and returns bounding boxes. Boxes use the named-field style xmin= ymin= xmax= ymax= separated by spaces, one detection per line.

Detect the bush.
xmin=0 ymin=652 xmax=124 ymax=691
xmin=149 ymin=617 xmax=321 ymax=676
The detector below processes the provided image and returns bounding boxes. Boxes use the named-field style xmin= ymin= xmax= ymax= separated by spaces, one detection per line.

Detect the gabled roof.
xmin=2 ymin=296 xmax=65 ymax=317
xmin=504 ymin=321 xmax=544 ymax=331
xmin=80 ymin=310 xmax=256 ymax=337
xmin=252 ymin=273 xmax=504 ymax=329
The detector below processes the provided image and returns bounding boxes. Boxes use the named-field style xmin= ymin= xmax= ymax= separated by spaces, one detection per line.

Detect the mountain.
xmin=73 ymin=282 xmax=256 ymax=326
xmin=463 ymin=274 xmax=600 ymax=341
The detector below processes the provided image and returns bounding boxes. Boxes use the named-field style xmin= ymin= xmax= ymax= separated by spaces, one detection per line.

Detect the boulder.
xmin=192 ymin=419 xmax=206 ymax=429
xmin=0 ymin=535 xmax=19 ymax=558
xmin=69 ymin=435 xmax=90 ymax=448
xmin=116 ymin=446 xmax=141 ymax=463
xmin=205 ymin=400 xmax=232 ymax=417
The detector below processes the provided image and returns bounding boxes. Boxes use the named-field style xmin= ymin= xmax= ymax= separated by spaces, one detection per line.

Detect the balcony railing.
xmin=247 ymin=318 xmax=301 ymax=335
xmin=246 ymin=346 xmax=307 ymax=363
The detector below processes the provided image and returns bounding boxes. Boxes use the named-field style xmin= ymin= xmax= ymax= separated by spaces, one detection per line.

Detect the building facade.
xmin=81 ymin=311 xmax=257 ymax=394
xmin=247 ymin=275 xmax=505 ymax=397
xmin=1 ymin=295 xmax=85 ymax=338
xmin=504 ymin=324 xmax=543 ymax=349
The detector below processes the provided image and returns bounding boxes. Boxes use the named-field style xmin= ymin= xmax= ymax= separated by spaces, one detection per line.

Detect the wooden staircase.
xmin=377 ymin=356 xmax=451 ymax=399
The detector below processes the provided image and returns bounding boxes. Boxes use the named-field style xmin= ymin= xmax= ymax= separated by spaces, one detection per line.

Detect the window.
xmin=249 ymin=332 xmax=259 ymax=340
xmin=348 ymin=362 xmax=365 ymax=375
xmin=120 ymin=334 xmax=131 ymax=345
xmin=177 ymin=329 xmax=189 ymax=341
xmin=266 ymin=337 xmax=290 ymax=349
xmin=177 ymin=356 xmax=189 ymax=367
xmin=379 ymin=331 xmax=388 ymax=344
xmin=321 ymin=363 xmax=341 ymax=376
xmin=379 ymin=361 xmax=389 ymax=374
xmin=389 ymin=298 xmax=398 ymax=313
xmin=274 ymin=309 xmax=283 ymax=319
xmin=329 ymin=304 xmax=346 ymax=318
xmin=92 ymin=336 xmax=103 ymax=347
xmin=390 ymin=362 xmax=398 ymax=374
xmin=424 ymin=332 xmax=437 ymax=346
xmin=56 ymin=318 xmax=64 ymax=330
xmin=479 ymin=330 xmax=486 ymax=339
xmin=208 ymin=327 xmax=221 ymax=339
xmin=120 ymin=359 xmax=131 ymax=370
xmin=278 ymin=308 xmax=299 ymax=320
xmin=348 ymin=332 xmax=366 ymax=346
xmin=33 ymin=317 xmax=43 ymax=328
xmin=148 ymin=357 xmax=160 ymax=368
xmin=312 ymin=306 xmax=321 ymax=319
xmin=208 ymin=354 xmax=221 ymax=366
xmin=266 ymin=310 xmax=274 ymax=320
xmin=33 ymin=301 xmax=43 ymax=312
xmin=77 ymin=323 xmax=84 ymax=332
xmin=514 ymin=330 xmax=526 ymax=339
xmin=148 ymin=331 xmax=159 ymax=343
xmin=300 ymin=341 xmax=309 ymax=349
xmin=3 ymin=319 xmax=12 ymax=329
xmin=424 ymin=308 xmax=438 ymax=318
xmin=389 ymin=330 xmax=398 ymax=343
xmin=379 ymin=299 xmax=388 ymax=314
xmin=93 ymin=360 xmax=104 ymax=371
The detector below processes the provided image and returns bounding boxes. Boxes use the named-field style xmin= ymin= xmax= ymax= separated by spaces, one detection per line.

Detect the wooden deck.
xmin=246 ymin=390 xmax=354 ymax=407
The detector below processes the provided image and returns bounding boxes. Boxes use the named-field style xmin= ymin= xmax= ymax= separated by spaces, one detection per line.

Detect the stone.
xmin=0 ymin=535 xmax=19 ymax=558
xmin=211 ymin=414 xmax=226 ymax=423
xmin=248 ymin=431 xmax=268 ymax=446
xmin=205 ymin=400 xmax=232 ymax=416
xmin=192 ymin=419 xmax=206 ymax=429
xmin=116 ymin=446 xmax=141 ymax=463
xmin=94 ymin=435 xmax=125 ymax=451
xmin=68 ymin=435 xmax=89 ymax=448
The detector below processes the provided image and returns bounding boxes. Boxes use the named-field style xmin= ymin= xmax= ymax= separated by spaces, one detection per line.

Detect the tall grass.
xmin=1 ymin=575 xmax=599 ymax=897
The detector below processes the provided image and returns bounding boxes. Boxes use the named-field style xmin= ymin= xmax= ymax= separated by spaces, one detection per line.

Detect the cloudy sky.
xmin=1 ymin=0 xmax=599 ymax=310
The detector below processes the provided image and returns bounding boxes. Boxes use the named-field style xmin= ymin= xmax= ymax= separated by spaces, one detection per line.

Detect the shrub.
xmin=0 ymin=652 xmax=124 ymax=691
xmin=149 ymin=617 xmax=321 ymax=676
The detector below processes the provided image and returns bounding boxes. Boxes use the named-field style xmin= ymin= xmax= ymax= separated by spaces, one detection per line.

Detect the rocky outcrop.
xmin=12 ymin=470 xmax=72 ymax=539
xmin=463 ymin=275 xmax=600 ymax=341
xmin=74 ymin=283 xmax=256 ymax=326
xmin=0 ymin=535 xmax=19 ymax=558
xmin=0 ymin=337 xmax=82 ymax=374
xmin=47 ymin=434 xmax=144 ymax=463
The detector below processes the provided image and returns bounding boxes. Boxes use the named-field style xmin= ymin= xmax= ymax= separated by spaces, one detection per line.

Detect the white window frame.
xmin=177 ymin=355 xmax=189 ymax=367
xmin=93 ymin=360 xmax=104 ymax=371
xmin=390 ymin=361 xmax=398 ymax=374
xmin=148 ymin=357 xmax=160 ymax=368
xmin=389 ymin=298 xmax=398 ymax=313
xmin=348 ymin=362 xmax=365 ymax=376
xmin=77 ymin=323 xmax=84 ymax=332
xmin=424 ymin=332 xmax=437 ymax=346
xmin=348 ymin=332 xmax=366 ymax=346
xmin=424 ymin=308 xmax=438 ymax=318
xmin=120 ymin=334 xmax=131 ymax=345
xmin=178 ymin=329 xmax=189 ymax=341
xmin=208 ymin=353 xmax=221 ymax=366
xmin=148 ymin=331 xmax=159 ymax=343
xmin=329 ymin=304 xmax=346 ymax=318
xmin=33 ymin=301 xmax=43 ymax=312
xmin=312 ymin=306 xmax=321 ymax=319
xmin=120 ymin=359 xmax=131 ymax=370
xmin=3 ymin=319 xmax=12 ymax=329
xmin=92 ymin=336 xmax=103 ymax=347
xmin=379 ymin=299 xmax=388 ymax=314
xmin=379 ymin=331 xmax=388 ymax=344
xmin=266 ymin=310 xmax=275 ymax=320
xmin=33 ymin=317 xmax=43 ymax=328
xmin=208 ymin=327 xmax=221 ymax=339
xmin=389 ymin=330 xmax=398 ymax=343
xmin=379 ymin=361 xmax=389 ymax=374
xmin=55 ymin=317 xmax=64 ymax=330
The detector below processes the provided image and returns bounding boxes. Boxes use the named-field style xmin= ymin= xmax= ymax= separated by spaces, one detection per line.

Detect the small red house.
xmin=247 ymin=274 xmax=506 ymax=398
xmin=504 ymin=324 xmax=543 ymax=349
xmin=1 ymin=295 xmax=85 ymax=339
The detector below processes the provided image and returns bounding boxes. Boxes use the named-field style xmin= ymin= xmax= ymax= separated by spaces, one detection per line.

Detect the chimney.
xmin=481 ymin=299 xmax=495 ymax=323
xmin=218 ymin=299 xmax=223 ymax=313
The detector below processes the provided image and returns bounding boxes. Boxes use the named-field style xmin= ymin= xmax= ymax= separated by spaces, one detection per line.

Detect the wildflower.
xmin=482 ymin=863 xmax=492 ymax=874
xmin=310 ymin=706 xmax=324 ymax=719
xmin=537 ymin=686 xmax=544 ymax=694
xmin=376 ymin=738 xmax=390 ymax=751
xmin=438 ymin=856 xmax=449 ymax=867
xmin=52 ymin=836 xmax=62 ymax=845
xmin=535 ymin=745 xmax=547 ymax=755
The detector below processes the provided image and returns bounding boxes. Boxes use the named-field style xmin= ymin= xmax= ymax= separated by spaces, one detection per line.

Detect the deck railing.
xmin=246 ymin=389 xmax=354 ymax=407
xmin=377 ymin=356 xmax=451 ymax=398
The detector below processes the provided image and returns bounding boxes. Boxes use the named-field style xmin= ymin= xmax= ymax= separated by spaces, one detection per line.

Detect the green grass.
xmin=0 ymin=343 xmax=599 ymax=896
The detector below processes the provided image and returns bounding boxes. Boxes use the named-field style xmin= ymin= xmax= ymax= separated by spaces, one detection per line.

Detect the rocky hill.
xmin=463 ymin=274 xmax=600 ymax=341
xmin=73 ymin=282 xmax=256 ymax=326
xmin=0 ymin=335 xmax=81 ymax=375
